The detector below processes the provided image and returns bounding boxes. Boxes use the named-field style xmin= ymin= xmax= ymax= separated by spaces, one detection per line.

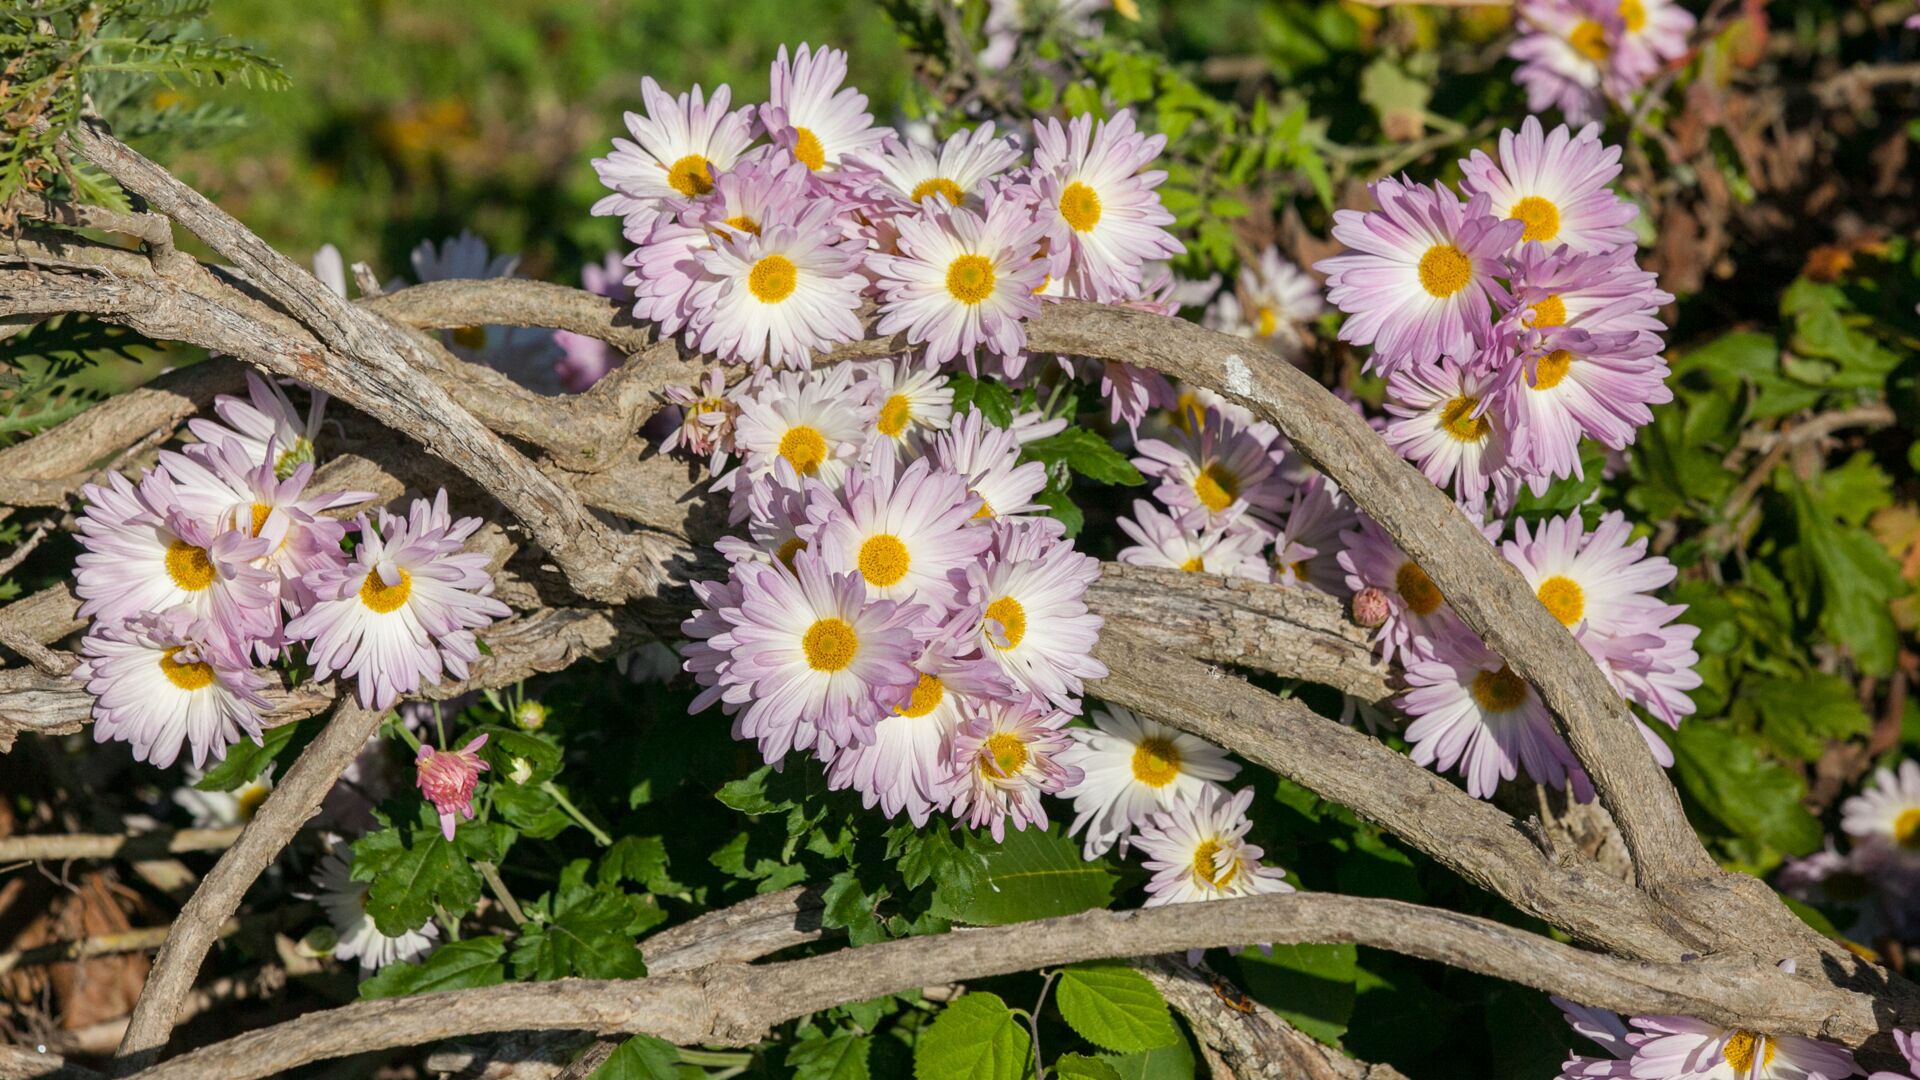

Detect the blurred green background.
xmin=174 ymin=0 xmax=917 ymax=286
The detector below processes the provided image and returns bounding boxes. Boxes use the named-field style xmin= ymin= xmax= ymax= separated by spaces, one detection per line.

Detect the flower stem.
xmin=540 ymin=781 xmax=612 ymax=847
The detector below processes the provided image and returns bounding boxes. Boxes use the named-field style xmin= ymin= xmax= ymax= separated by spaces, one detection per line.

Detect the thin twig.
xmin=0 ymin=824 xmax=245 ymax=863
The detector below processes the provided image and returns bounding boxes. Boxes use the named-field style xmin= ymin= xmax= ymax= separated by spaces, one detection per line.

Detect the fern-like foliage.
xmin=0 ymin=315 xmax=158 ymax=447
xmin=1 ymin=0 xmax=287 ymax=219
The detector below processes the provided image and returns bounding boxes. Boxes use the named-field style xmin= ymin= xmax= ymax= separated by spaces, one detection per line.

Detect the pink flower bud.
xmin=416 ymin=734 xmax=490 ymax=840
xmin=1352 ymin=587 xmax=1391 ymax=629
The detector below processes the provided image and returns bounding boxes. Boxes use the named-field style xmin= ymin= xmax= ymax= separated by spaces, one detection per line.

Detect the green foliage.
xmin=351 ymin=804 xmax=514 ymax=938
xmin=510 ymin=859 xmax=656 ymax=981
xmin=787 ymin=1029 xmax=873 ymax=1080
xmin=357 ymin=936 xmax=508 ymax=1000
xmin=930 ymin=826 xmax=1118 ymax=927
xmin=192 ymin=715 xmax=316 ymax=791
xmin=914 ymin=992 xmax=1030 ymax=1080
xmin=588 ymin=1034 xmax=681 ymax=1080
xmin=1054 ymin=966 xmax=1179 ymax=1053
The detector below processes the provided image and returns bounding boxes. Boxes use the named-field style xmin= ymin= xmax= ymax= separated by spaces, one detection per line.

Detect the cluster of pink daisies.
xmin=1551 ymin=991 xmax=1911 ymax=1080
xmin=71 ymin=372 xmax=509 ymax=770
xmin=592 ymin=43 xmax=1180 ymax=377
xmin=1511 ymin=0 xmax=1696 ymax=125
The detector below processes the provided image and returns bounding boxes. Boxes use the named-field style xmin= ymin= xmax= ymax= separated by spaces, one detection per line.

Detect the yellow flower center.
xmin=274 ymin=438 xmax=314 ymax=481
xmin=158 ymin=647 xmax=215 ymax=691
xmin=985 ymin=595 xmax=1027 ymax=650
xmin=857 ymin=534 xmax=911 ymax=588
xmin=1417 ymin=244 xmax=1473 ymax=298
xmin=792 ymin=127 xmax=826 ymax=171
xmin=359 ymin=568 xmax=412 ymax=614
xmin=801 ymin=617 xmax=859 ymax=672
xmin=981 ymin=731 xmax=1029 ymax=777
xmin=748 ymin=254 xmax=798 ymax=303
xmin=1722 ymin=1031 xmax=1774 ymax=1073
xmin=910 ymin=177 xmax=966 ymax=205
xmin=1619 ymin=0 xmax=1646 ymax=33
xmin=1439 ymin=396 xmax=1490 ymax=442
xmin=667 ymin=153 xmax=714 ymax=198
xmin=1510 ymin=195 xmax=1563 ymax=244
xmin=1170 ymin=392 xmax=1205 ymax=433
xmin=897 ymin=673 xmax=945 ymax=718
xmin=945 ymin=253 xmax=997 ymax=305
xmin=1255 ymin=306 xmax=1278 ymax=338
xmin=720 ymin=215 xmax=761 ymax=237
xmin=165 ymin=540 xmax=217 ymax=592
xmin=1032 ymin=274 xmax=1051 ymax=295
xmin=451 ymin=325 xmax=488 ymax=350
xmin=1894 ymin=807 xmax=1920 ymax=849
xmin=1570 ymin=19 xmax=1610 ymax=61
xmin=1179 ymin=556 xmax=1205 ymax=573
xmin=775 ymin=537 xmax=807 ymax=569
xmin=1530 ymin=294 xmax=1567 ymax=328
xmin=1191 ymin=838 xmax=1238 ymax=889
xmin=1470 ymin=666 xmax=1530 ymax=713
xmin=1395 ymin=561 xmax=1444 ymax=616
xmin=778 ymin=425 xmax=829 ymax=475
xmin=1537 ymin=575 xmax=1586 ymax=625
xmin=236 ymin=783 xmax=270 ymax=820
xmin=247 ymin=503 xmax=273 ymax=537
xmin=1059 ymin=181 xmax=1103 ymax=232
xmin=1130 ymin=736 xmax=1182 ymax=788
xmin=876 ymin=394 xmax=913 ymax=438
xmin=1533 ymin=350 xmax=1573 ymax=390
xmin=1193 ymin=462 xmax=1241 ymax=513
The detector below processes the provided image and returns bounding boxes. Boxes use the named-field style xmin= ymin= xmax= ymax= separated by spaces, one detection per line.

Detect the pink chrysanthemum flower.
xmin=1318 ymin=178 xmax=1523 ymax=372
xmin=416 ymin=734 xmax=490 ymax=840
xmin=1135 ymin=786 xmax=1293 ymax=908
xmin=760 ymin=43 xmax=887 ymax=172
xmin=1270 ymin=474 xmax=1357 ymax=594
xmin=690 ymin=199 xmax=868 ymax=367
xmin=1869 ymin=1030 xmax=1920 ymax=1080
xmin=1549 ymin=996 xmax=1634 ymax=1079
xmin=1458 ymin=116 xmax=1638 ymax=254
xmin=1841 ymin=760 xmax=1920 ymax=869
xmin=859 ymin=358 xmax=953 ymax=461
xmin=659 ymin=370 xmax=741 ymax=473
xmin=629 ymin=153 xmax=814 ymax=336
xmin=1337 ymin=516 xmax=1474 ymax=664
xmin=927 ymin=411 xmax=1050 ymax=521
xmin=959 ymin=521 xmax=1107 ymax=710
xmin=848 ymin=122 xmax=1022 ymax=214
xmin=716 ymin=461 xmax=816 ymax=569
xmin=727 ymin=365 xmax=871 ymax=500
xmin=1133 ymin=408 xmax=1291 ymax=532
xmin=1058 ymin=705 xmax=1239 ymax=859
xmin=1510 ymin=0 xmax=1618 ymax=125
xmin=811 ymin=456 xmax=992 ymax=613
xmin=287 ymin=491 xmax=510 ymax=711
xmin=946 ymin=695 xmax=1080 ymax=841
xmin=76 ymin=608 xmax=270 ymax=769
xmin=1383 ymin=359 xmax=1516 ymax=519
xmin=681 ymin=552 xmax=927 ymax=762
xmin=554 ymin=253 xmax=634 ymax=392
xmin=592 ymin=77 xmax=756 ymax=233
xmin=1400 ymin=632 xmax=1585 ymax=799
xmin=74 ymin=470 xmax=278 ymax=645
xmin=1613 ymin=0 xmax=1697 ymax=87
xmin=1626 ymin=1009 xmax=1859 ymax=1080
xmin=870 ymin=193 xmax=1048 ymax=371
xmin=1115 ymin=500 xmax=1271 ymax=581
xmin=1204 ymin=245 xmax=1326 ymax=356
xmin=1098 ymin=360 xmax=1176 ymax=433
xmin=1029 ymin=109 xmax=1183 ymax=303
xmin=187 ymin=369 xmax=328 ymax=480
xmin=824 ymin=636 xmax=1012 ymax=827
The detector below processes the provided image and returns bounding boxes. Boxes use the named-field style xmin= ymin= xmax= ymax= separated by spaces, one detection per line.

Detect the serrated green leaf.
xmin=914 ymin=993 xmax=1030 ymax=1080
xmin=822 ymin=871 xmax=885 ymax=946
xmin=351 ymin=807 xmax=507 ymax=938
xmin=588 ymin=1033 xmax=680 ymax=1079
xmin=930 ymin=826 xmax=1116 ymax=926
xmin=357 ymin=936 xmax=507 ymax=1000
xmin=1234 ymin=943 xmax=1357 ymax=1044
xmin=1054 ymin=1054 xmax=1124 ymax=1080
xmin=1055 ymin=966 xmax=1179 ymax=1053
xmin=1022 ymin=429 xmax=1144 ymax=487
xmin=1738 ymin=674 xmax=1872 ymax=761
xmin=1672 ymin=723 xmax=1822 ymax=856
xmin=194 ymin=717 xmax=314 ymax=792
xmin=789 ymin=1030 xmax=872 ymax=1080
xmin=600 ymin=836 xmax=675 ymax=893
xmin=1098 ymin=1034 xmax=1194 ymax=1080
xmin=511 ymin=880 xmax=650 ymax=981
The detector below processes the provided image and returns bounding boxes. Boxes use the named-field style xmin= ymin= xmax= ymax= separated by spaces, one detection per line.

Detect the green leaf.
xmin=1234 ymin=943 xmax=1357 ymax=1044
xmin=1097 ymin=1034 xmax=1194 ymax=1080
xmin=1053 ymin=1055 xmax=1124 ymax=1080
xmin=1672 ymin=723 xmax=1822 ymax=856
xmin=357 ymin=936 xmax=507 ymax=1000
xmin=194 ymin=717 xmax=315 ymax=791
xmin=949 ymin=373 xmax=1016 ymax=428
xmin=1055 ymin=966 xmax=1179 ymax=1053
xmin=1738 ymin=674 xmax=1872 ymax=762
xmin=914 ymin=993 xmax=1030 ymax=1080
xmin=788 ymin=1030 xmax=872 ymax=1080
xmin=1037 ymin=483 xmax=1085 ymax=538
xmin=930 ymin=826 xmax=1117 ymax=926
xmin=588 ymin=1033 xmax=680 ymax=1080
xmin=1022 ymin=429 xmax=1143 ymax=487
xmin=510 ymin=880 xmax=650 ymax=981
xmin=600 ymin=836 xmax=676 ymax=894
xmin=822 ymin=871 xmax=885 ymax=947
xmin=351 ymin=807 xmax=510 ymax=938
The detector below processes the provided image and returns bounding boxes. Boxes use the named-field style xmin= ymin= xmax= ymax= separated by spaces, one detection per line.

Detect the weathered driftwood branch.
xmin=129 ymin=890 xmax=1896 ymax=1080
xmin=0 ymin=825 xmax=246 ymax=863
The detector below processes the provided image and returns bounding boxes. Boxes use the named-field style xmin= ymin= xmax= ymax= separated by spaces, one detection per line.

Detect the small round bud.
xmin=513 ymin=700 xmax=550 ymax=732
xmin=1352 ymin=587 xmax=1391 ymax=629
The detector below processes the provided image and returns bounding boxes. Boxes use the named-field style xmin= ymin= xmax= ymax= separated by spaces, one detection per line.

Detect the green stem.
xmin=540 ymin=781 xmax=613 ymax=847
xmin=678 ymin=1048 xmax=752 ymax=1067
xmin=389 ymin=715 xmax=422 ymax=753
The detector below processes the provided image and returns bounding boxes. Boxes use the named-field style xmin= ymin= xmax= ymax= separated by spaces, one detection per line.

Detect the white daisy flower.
xmin=1115 ymin=499 xmax=1271 ymax=581
xmin=946 ymin=695 xmax=1080 ymax=841
xmin=927 ymin=411 xmax=1049 ymax=521
xmin=870 ymin=193 xmax=1048 ymax=370
xmin=1135 ymin=786 xmax=1293 ymax=907
xmin=75 ymin=609 xmax=271 ymax=770
xmin=591 ymin=76 xmax=756 ymax=231
xmin=960 ymin=521 xmax=1107 ymax=710
xmin=1058 ymin=705 xmax=1239 ymax=858
xmin=729 ymin=365 xmax=872 ymax=500
xmin=1841 ymin=760 xmax=1920 ymax=867
xmin=811 ymin=455 xmax=992 ymax=613
xmin=690 ymin=200 xmax=868 ymax=367
xmin=849 ymin=121 xmax=1022 ymax=212
xmin=311 ymin=848 xmax=438 ymax=974
xmin=173 ymin=766 xmax=274 ymax=829
xmin=761 ymin=43 xmax=887 ymax=172
xmin=1627 ymin=1008 xmax=1859 ymax=1080
xmin=858 ymin=358 xmax=954 ymax=461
